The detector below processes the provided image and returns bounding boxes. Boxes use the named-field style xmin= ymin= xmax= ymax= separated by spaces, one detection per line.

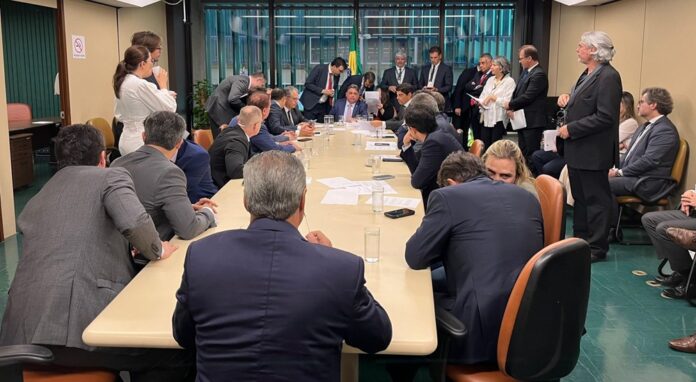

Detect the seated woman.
xmin=618 ymin=90 xmax=639 ymax=158
xmin=482 ymin=139 xmax=538 ymax=199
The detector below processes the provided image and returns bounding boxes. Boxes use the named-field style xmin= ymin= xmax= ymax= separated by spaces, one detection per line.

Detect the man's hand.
xmin=402 ymin=130 xmax=414 ymax=146
xmin=388 ymin=85 xmax=397 ymax=93
xmin=290 ymin=141 xmax=303 ymax=151
xmin=156 ymin=68 xmax=169 ymax=90
xmin=282 ymin=130 xmax=297 ymax=140
xmin=557 ymin=93 xmax=570 ymax=107
xmin=299 ymin=125 xmax=315 ymax=137
xmin=306 ymin=230 xmax=333 ymax=247
xmin=193 ymin=198 xmax=218 ymax=213
xmin=506 ymin=110 xmax=514 ymax=119
xmin=454 ymin=108 xmax=462 ymax=116
xmin=608 ymin=168 xmax=619 ymax=178
xmin=558 ymin=125 xmax=570 ymax=139
xmin=681 ymin=190 xmax=696 ymax=215
xmin=321 ymin=89 xmax=335 ymax=97
xmin=160 ymin=241 xmax=178 ymax=260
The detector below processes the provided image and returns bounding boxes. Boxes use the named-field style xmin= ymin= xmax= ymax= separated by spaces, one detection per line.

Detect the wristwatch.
xmin=617 ymin=169 xmax=623 ymax=177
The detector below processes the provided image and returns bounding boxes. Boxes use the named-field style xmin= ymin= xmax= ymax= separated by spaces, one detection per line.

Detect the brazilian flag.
xmin=348 ymin=23 xmax=362 ymax=75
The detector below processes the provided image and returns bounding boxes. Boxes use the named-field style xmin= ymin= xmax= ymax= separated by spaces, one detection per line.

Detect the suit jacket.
xmin=300 ymin=64 xmax=339 ymax=111
xmin=0 ymin=166 xmax=161 ymax=351
xmin=418 ymin=62 xmax=454 ymax=108
xmin=464 ymin=70 xmax=491 ymax=102
xmin=337 ymin=75 xmax=375 ymax=99
xmin=379 ymin=66 xmax=419 ymax=110
xmin=452 ymin=66 xmax=478 ymax=112
xmin=205 ymin=75 xmax=250 ymax=126
xmin=176 ymin=140 xmax=219 ymax=203
xmin=564 ymin=64 xmax=622 ymax=170
xmin=112 ymin=145 xmax=215 ymax=241
xmin=173 ymin=218 xmax=392 ymax=382
xmin=208 ymin=125 xmax=251 ymax=187
xmin=406 ymin=176 xmax=544 ymax=363
xmin=400 ymin=128 xmax=463 ymax=209
xmin=617 ymin=116 xmax=680 ymax=200
xmin=250 ymin=123 xmax=296 ymax=155
xmin=267 ymin=102 xmax=297 ymax=135
xmin=508 ymin=65 xmax=549 ymax=129
xmin=385 ymin=104 xmax=407 ymax=132
xmin=330 ymin=99 xmax=368 ymax=120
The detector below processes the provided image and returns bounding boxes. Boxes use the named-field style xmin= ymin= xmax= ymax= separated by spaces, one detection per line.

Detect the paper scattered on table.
xmin=509 ymin=109 xmax=527 ymax=130
xmin=366 ymin=141 xmax=398 ymax=151
xmin=331 ymin=127 xmax=347 ymax=131
xmin=321 ymin=189 xmax=359 ymax=205
xmin=318 ymin=177 xmax=357 ymax=189
xmin=543 ymin=130 xmax=559 ymax=151
xmin=365 ymin=196 xmax=421 ymax=209
xmin=306 ymin=177 xmax=312 ymax=184
xmin=347 ymin=180 xmax=398 ymax=195
xmin=351 ymin=129 xmax=372 ymax=135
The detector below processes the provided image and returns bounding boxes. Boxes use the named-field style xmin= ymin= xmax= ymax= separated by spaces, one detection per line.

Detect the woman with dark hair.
xmin=618 ymin=91 xmax=639 ymax=156
xmin=376 ymin=89 xmax=396 ymax=121
xmin=113 ymin=45 xmax=176 ymax=155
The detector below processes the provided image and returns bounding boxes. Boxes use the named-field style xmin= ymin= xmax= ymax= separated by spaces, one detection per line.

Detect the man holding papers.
xmin=504 ymin=45 xmax=549 ymax=162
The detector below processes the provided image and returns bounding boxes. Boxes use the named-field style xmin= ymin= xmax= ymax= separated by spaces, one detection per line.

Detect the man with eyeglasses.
xmin=267 ymin=86 xmax=314 ymax=137
xmin=379 ymin=51 xmax=419 ymax=112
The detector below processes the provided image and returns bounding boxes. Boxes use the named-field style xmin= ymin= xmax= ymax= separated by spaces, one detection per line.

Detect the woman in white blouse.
xmin=618 ymin=91 xmax=639 ymax=157
xmin=113 ymin=45 xmax=176 ymax=155
xmin=478 ymin=56 xmax=516 ymax=150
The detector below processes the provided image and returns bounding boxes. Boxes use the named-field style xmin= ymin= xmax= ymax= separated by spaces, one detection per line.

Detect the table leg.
xmin=340 ymin=353 xmax=359 ymax=382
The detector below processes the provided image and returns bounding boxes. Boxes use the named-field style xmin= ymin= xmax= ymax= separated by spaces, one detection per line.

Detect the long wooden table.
xmin=83 ymin=127 xmax=437 ymax=380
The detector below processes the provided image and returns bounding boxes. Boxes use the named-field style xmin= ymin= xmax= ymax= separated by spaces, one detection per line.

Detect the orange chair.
xmin=0 ymin=345 xmax=116 ymax=382
xmin=193 ymin=129 xmax=214 ymax=151
xmin=469 ymin=139 xmax=484 ymax=157
xmin=534 ymin=175 xmax=566 ymax=246
xmin=24 ymin=368 xmax=116 ymax=382
xmin=8 ymin=103 xmax=32 ymax=123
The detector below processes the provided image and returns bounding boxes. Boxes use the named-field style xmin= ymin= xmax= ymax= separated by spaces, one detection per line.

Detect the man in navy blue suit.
xmin=173 ymin=150 xmax=392 ymax=382
xmin=176 ymin=139 xmax=218 ymax=203
xmin=418 ymin=46 xmax=453 ymax=111
xmin=329 ymin=85 xmax=368 ymax=122
xmin=300 ymin=57 xmax=347 ymax=121
xmin=337 ymin=71 xmax=376 ymax=99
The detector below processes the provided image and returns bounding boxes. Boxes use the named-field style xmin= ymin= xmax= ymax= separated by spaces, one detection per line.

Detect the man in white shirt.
xmin=418 ymin=46 xmax=453 ymax=110
xmin=300 ymin=57 xmax=347 ymax=121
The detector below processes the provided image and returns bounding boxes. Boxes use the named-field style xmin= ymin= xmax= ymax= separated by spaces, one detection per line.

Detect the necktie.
xmin=397 ymin=68 xmax=403 ymax=84
xmin=344 ymin=103 xmax=353 ymax=122
xmin=428 ymin=65 xmax=436 ymax=82
xmin=519 ymin=69 xmax=529 ymax=83
xmin=286 ymin=109 xmax=294 ymax=126
xmin=327 ymin=75 xmax=334 ymax=106
xmin=624 ymin=122 xmax=651 ymax=164
xmin=471 ymin=72 xmax=489 ymax=106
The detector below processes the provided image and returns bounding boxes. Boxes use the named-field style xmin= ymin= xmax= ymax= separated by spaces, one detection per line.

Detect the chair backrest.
xmin=86 ymin=118 xmax=115 ymax=149
xmin=7 ymin=103 xmax=32 ymax=123
xmin=534 ymin=175 xmax=566 ymax=246
xmin=193 ymin=129 xmax=214 ymax=151
xmin=670 ymin=139 xmax=689 ymax=183
xmin=497 ymin=238 xmax=591 ymax=380
xmin=469 ymin=139 xmax=484 ymax=157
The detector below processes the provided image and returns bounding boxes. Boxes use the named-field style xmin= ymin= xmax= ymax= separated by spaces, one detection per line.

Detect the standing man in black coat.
xmin=337 ymin=71 xmax=376 ymax=99
xmin=451 ymin=65 xmax=478 ymax=149
xmin=418 ymin=46 xmax=453 ymax=111
xmin=300 ymin=57 xmax=347 ymax=121
xmin=464 ymin=54 xmax=492 ymax=141
xmin=505 ymin=45 xmax=549 ymax=162
xmin=557 ymin=31 xmax=622 ymax=262
xmin=379 ymin=51 xmax=419 ymax=113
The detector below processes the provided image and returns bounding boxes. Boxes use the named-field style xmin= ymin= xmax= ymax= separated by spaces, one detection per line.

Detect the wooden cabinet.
xmin=10 ymin=133 xmax=34 ymax=189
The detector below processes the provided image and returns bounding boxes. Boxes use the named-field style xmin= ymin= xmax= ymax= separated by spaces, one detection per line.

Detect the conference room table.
xmin=83 ymin=125 xmax=437 ymax=381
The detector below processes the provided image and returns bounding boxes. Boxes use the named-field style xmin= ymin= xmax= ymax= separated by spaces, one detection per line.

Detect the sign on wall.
xmin=72 ymin=35 xmax=86 ymax=59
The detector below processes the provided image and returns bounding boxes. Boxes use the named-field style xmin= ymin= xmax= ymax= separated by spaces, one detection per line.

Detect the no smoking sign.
xmin=72 ymin=35 xmax=86 ymax=59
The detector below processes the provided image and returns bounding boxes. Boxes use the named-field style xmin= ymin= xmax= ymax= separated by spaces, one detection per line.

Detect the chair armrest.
xmin=0 ymin=345 xmax=53 ymax=368
xmin=435 ymin=307 xmax=467 ymax=338
xmin=633 ymin=176 xmax=677 ymax=204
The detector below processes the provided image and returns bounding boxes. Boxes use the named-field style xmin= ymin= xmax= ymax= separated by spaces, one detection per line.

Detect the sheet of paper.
xmin=365 ymin=90 xmax=381 ymax=115
xmin=365 ymin=196 xmax=421 ymax=209
xmin=320 ymin=189 xmax=359 ymax=206
xmin=317 ymin=177 xmax=357 ymax=189
xmin=347 ymin=181 xmax=398 ymax=195
xmin=509 ymin=109 xmax=527 ymax=130
xmin=543 ymin=130 xmax=559 ymax=151
xmin=466 ymin=93 xmax=490 ymax=110
xmin=366 ymin=141 xmax=398 ymax=151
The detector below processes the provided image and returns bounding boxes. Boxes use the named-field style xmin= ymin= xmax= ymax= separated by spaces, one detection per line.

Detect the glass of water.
xmin=364 ymin=226 xmax=380 ymax=263
xmin=372 ymin=184 xmax=384 ymax=213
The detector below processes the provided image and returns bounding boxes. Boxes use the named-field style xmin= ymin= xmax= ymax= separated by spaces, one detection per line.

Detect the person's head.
xmin=131 ymin=31 xmax=162 ymax=61
xmin=237 ymin=105 xmax=263 ymax=137
xmin=481 ymin=140 xmax=532 ymax=186
xmin=490 ymin=56 xmax=510 ymax=78
xmin=113 ymin=45 xmax=151 ymax=98
xmin=363 ymin=72 xmax=376 ymax=89
xmin=409 ymin=92 xmax=438 ymax=114
xmin=249 ymin=72 xmax=266 ymax=89
xmin=284 ymin=86 xmax=300 ymax=109
xmin=518 ymin=45 xmax=539 ymax=70
xmin=478 ymin=53 xmax=493 ymax=73
xmin=56 ymin=124 xmax=106 ymax=170
xmin=247 ymin=90 xmax=271 ymax=119
xmin=143 ymin=111 xmax=186 ymax=152
xmin=577 ymin=31 xmax=615 ymax=65
xmin=330 ymin=57 xmax=347 ymax=75
xmin=619 ymin=91 xmax=636 ymax=121
xmin=428 ymin=46 xmax=442 ymax=66
xmin=638 ymin=87 xmax=673 ymax=119
xmin=437 ymin=151 xmax=488 ymax=187
xmin=270 ymin=88 xmax=286 ymax=107
xmin=396 ymin=83 xmax=415 ymax=106
xmin=243 ymin=151 xmax=307 ymax=225
xmin=426 ymin=90 xmax=445 ymax=112
xmin=404 ymin=104 xmax=437 ymax=142
xmin=394 ymin=51 xmax=407 ymax=68
xmin=345 ymin=85 xmax=360 ymax=104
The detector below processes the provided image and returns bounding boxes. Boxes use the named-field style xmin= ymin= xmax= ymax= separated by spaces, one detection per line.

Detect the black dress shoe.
xmin=657 ymin=272 xmax=685 ymax=288
xmin=661 ymin=284 xmax=687 ymax=299
xmin=590 ymin=254 xmax=607 ymax=263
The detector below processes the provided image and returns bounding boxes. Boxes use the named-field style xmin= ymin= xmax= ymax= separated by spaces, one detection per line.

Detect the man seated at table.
xmin=175 ymin=138 xmax=219 ymax=203
xmin=0 ymin=124 xmax=192 ymax=380
xmin=385 ymin=83 xmax=415 ymax=132
xmin=112 ymin=111 xmax=217 ymax=241
xmin=329 ymin=84 xmax=367 ymax=122
xmin=406 ymin=151 xmax=543 ymax=367
xmin=173 ymin=150 xmax=392 ymax=381
xmin=209 ymin=106 xmax=263 ymax=187
xmin=267 ymin=87 xmax=313 ymax=136
xmin=400 ymin=104 xmax=463 ymax=209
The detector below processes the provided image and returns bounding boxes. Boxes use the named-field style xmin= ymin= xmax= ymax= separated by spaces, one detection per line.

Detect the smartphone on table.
xmin=384 ymin=208 xmax=415 ymax=219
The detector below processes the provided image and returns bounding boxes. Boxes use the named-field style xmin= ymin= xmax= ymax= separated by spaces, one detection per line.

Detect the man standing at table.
xmin=418 ymin=46 xmax=453 ymax=111
xmin=337 ymin=71 xmax=376 ymax=99
xmin=300 ymin=57 xmax=347 ymax=121
xmin=557 ymin=31 xmax=622 ymax=263
xmin=380 ymin=51 xmax=419 ymax=113
xmin=173 ymin=150 xmax=392 ymax=381
xmin=206 ymin=72 xmax=266 ymax=138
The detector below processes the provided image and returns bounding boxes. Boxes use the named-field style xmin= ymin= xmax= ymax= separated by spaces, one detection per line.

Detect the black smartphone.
xmin=384 ymin=208 xmax=416 ymax=219
xmin=297 ymin=137 xmax=313 ymax=142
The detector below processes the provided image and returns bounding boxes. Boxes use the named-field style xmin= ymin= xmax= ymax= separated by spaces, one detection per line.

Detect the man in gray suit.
xmin=206 ymin=72 xmax=266 ymax=138
xmin=0 ymin=125 xmax=192 ymax=380
xmin=113 ymin=111 xmax=217 ymax=241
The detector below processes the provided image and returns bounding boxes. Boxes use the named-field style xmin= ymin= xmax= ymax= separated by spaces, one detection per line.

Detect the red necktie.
xmin=327 ymin=75 xmax=334 ymax=106
xmin=470 ymin=73 xmax=489 ymax=106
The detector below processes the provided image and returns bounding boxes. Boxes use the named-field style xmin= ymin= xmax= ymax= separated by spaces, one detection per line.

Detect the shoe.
xmin=656 ymin=272 xmax=685 ymax=288
xmin=590 ymin=254 xmax=607 ymax=263
xmin=665 ymin=227 xmax=696 ymax=250
xmin=661 ymin=284 xmax=687 ymax=299
xmin=669 ymin=332 xmax=696 ymax=353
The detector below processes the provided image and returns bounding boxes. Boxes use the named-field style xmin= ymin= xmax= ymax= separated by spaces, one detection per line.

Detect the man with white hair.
xmin=557 ymin=31 xmax=622 ymax=263
xmin=379 ymin=51 xmax=419 ymax=112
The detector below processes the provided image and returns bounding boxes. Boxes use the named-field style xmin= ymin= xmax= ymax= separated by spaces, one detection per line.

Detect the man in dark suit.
xmin=406 ymin=151 xmax=543 ymax=365
xmin=452 ymin=65 xmax=478 ymax=149
xmin=385 ymin=83 xmax=415 ymax=132
xmin=175 ymin=139 xmax=219 ymax=203
xmin=112 ymin=111 xmax=217 ymax=241
xmin=206 ymin=73 xmax=266 ymax=138
xmin=267 ymin=87 xmax=313 ymax=136
xmin=557 ymin=31 xmax=622 ymax=262
xmin=505 ymin=45 xmax=549 ymax=162
xmin=209 ymin=106 xmax=263 ymax=187
xmin=379 ymin=51 xmax=419 ymax=113
xmin=400 ymin=104 xmax=463 ymax=209
xmin=300 ymin=57 xmax=347 ymax=121
xmin=418 ymin=46 xmax=453 ymax=111
xmin=337 ymin=71 xmax=376 ymax=99
xmin=464 ymin=54 xmax=492 ymax=140
xmin=173 ymin=150 xmax=392 ymax=382
xmin=0 ymin=124 xmax=192 ymax=380
xmin=329 ymin=85 xmax=368 ymax=122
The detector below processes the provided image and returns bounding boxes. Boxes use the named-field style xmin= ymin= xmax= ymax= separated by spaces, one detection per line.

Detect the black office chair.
xmin=0 ymin=345 xmax=53 ymax=381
